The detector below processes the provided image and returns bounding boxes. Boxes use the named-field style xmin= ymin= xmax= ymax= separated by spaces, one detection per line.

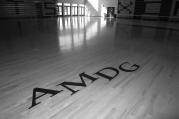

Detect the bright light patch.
xmin=57 ymin=3 xmax=62 ymax=6
xmin=101 ymin=5 xmax=107 ymax=17
xmin=73 ymin=32 xmax=84 ymax=47
xmin=101 ymin=18 xmax=106 ymax=28
xmin=88 ymin=0 xmax=99 ymax=11
xmin=57 ymin=18 xmax=63 ymax=31
xmin=86 ymin=21 xmax=98 ymax=40
xmin=59 ymin=35 xmax=72 ymax=51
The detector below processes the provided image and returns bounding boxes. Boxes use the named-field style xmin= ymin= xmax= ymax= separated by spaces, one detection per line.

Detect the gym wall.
xmin=117 ymin=0 xmax=179 ymax=21
xmin=0 ymin=0 xmax=85 ymax=19
xmin=85 ymin=0 xmax=179 ymax=21
xmin=0 ymin=0 xmax=178 ymax=21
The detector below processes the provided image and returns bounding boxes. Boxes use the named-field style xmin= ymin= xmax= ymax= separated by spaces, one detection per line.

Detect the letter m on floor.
xmin=57 ymin=72 xmax=98 ymax=95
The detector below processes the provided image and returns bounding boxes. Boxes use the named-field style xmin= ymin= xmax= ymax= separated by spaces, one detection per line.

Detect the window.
xmin=72 ymin=4 xmax=78 ymax=16
xmin=56 ymin=2 xmax=62 ymax=16
xmin=64 ymin=3 xmax=71 ymax=16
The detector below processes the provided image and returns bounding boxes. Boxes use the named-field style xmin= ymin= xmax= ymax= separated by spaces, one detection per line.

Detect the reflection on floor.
xmin=0 ymin=17 xmax=179 ymax=119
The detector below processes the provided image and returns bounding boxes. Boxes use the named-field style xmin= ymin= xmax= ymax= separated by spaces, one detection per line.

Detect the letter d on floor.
xmin=94 ymin=67 xmax=119 ymax=81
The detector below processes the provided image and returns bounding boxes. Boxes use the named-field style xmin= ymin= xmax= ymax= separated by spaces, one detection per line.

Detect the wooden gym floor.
xmin=0 ymin=17 xmax=179 ymax=119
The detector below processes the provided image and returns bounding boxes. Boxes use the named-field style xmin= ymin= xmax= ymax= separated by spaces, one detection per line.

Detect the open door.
xmin=107 ymin=7 xmax=115 ymax=17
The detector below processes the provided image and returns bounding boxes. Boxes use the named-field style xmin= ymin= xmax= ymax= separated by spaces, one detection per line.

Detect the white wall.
xmin=85 ymin=0 xmax=118 ymax=17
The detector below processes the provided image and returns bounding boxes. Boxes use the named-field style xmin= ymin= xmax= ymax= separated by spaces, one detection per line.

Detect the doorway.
xmin=64 ymin=3 xmax=71 ymax=16
xmin=107 ymin=7 xmax=115 ymax=18
xmin=56 ymin=3 xmax=62 ymax=16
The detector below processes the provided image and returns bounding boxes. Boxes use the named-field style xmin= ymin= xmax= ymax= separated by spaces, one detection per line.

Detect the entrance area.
xmin=107 ymin=7 xmax=115 ymax=18
xmin=56 ymin=3 xmax=62 ymax=16
xmin=56 ymin=3 xmax=85 ymax=16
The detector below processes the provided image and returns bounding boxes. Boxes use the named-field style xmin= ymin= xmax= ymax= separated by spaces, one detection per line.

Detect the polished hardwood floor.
xmin=0 ymin=17 xmax=179 ymax=119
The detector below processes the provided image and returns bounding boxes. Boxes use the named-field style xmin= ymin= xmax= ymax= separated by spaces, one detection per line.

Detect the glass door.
xmin=72 ymin=6 xmax=75 ymax=15
xmin=74 ymin=6 xmax=78 ymax=15
xmin=56 ymin=3 xmax=62 ymax=16
xmin=67 ymin=6 xmax=70 ymax=15
xmin=64 ymin=6 xmax=68 ymax=16
xmin=72 ymin=4 xmax=78 ymax=16
xmin=78 ymin=7 xmax=82 ymax=15
xmin=64 ymin=3 xmax=71 ymax=16
xmin=79 ymin=4 xmax=85 ymax=16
